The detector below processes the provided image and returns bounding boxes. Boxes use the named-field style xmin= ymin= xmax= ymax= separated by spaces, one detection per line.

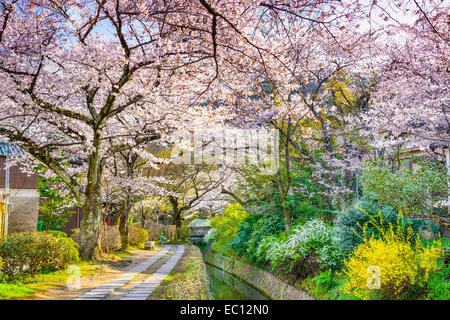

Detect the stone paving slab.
xmin=119 ymin=245 xmax=185 ymax=300
xmin=75 ymin=246 xmax=171 ymax=300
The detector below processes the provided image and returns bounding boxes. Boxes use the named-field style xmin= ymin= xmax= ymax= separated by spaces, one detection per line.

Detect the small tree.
xmin=38 ymin=173 xmax=75 ymax=231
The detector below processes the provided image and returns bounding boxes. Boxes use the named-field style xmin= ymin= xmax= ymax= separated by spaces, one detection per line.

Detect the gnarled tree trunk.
xmin=78 ymin=146 xmax=103 ymax=260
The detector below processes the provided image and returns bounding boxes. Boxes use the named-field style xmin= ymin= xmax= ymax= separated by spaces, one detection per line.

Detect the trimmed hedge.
xmin=130 ymin=227 xmax=149 ymax=248
xmin=43 ymin=230 xmax=68 ymax=238
xmin=0 ymin=232 xmax=79 ymax=281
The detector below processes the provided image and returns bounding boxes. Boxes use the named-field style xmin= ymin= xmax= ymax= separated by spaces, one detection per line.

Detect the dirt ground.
xmin=32 ymin=246 xmax=165 ymax=300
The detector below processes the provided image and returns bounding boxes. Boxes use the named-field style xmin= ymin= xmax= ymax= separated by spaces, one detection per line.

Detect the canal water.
xmin=205 ymin=263 xmax=270 ymax=300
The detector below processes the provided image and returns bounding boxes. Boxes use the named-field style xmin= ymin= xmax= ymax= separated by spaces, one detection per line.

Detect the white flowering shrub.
xmin=264 ymin=219 xmax=343 ymax=275
xmin=203 ymin=228 xmax=217 ymax=244
xmin=255 ymin=235 xmax=279 ymax=262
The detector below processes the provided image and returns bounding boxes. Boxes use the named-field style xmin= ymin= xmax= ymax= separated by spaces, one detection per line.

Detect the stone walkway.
xmin=120 ymin=245 xmax=185 ymax=300
xmin=75 ymin=245 xmax=185 ymax=300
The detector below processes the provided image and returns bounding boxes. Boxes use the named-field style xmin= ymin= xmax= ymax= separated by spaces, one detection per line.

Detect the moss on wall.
xmin=205 ymin=251 xmax=313 ymax=300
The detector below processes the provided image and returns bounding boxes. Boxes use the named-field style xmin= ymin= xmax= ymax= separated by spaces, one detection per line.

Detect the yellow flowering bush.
xmin=342 ymin=211 xmax=442 ymax=300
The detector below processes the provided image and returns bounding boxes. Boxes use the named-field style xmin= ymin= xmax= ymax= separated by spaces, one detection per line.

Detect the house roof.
xmin=0 ymin=142 xmax=25 ymax=156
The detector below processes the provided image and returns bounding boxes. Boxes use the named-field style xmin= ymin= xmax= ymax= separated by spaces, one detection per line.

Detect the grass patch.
xmin=151 ymin=245 xmax=212 ymax=300
xmin=0 ymin=261 xmax=104 ymax=300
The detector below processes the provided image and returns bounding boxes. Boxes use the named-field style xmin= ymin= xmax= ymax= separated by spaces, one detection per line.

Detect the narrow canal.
xmin=205 ymin=263 xmax=270 ymax=300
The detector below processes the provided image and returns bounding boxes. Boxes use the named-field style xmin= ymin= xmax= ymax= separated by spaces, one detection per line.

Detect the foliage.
xmin=228 ymin=214 xmax=285 ymax=260
xmin=426 ymin=262 xmax=450 ymax=300
xmin=342 ymin=214 xmax=442 ymax=300
xmin=361 ymin=160 xmax=448 ymax=217
xmin=335 ymin=197 xmax=440 ymax=255
xmin=0 ymin=232 xmax=79 ymax=281
xmin=265 ymin=219 xmax=344 ymax=276
xmin=301 ymin=271 xmax=359 ymax=300
xmin=255 ymin=234 xmax=284 ymax=263
xmin=241 ymin=163 xmax=336 ymax=224
xmin=37 ymin=173 xmax=75 ymax=231
xmin=129 ymin=227 xmax=149 ymax=248
xmin=176 ymin=226 xmax=191 ymax=242
xmin=43 ymin=230 xmax=68 ymax=238
xmin=209 ymin=204 xmax=248 ymax=254
xmin=245 ymin=215 xmax=286 ymax=261
xmin=228 ymin=215 xmax=261 ymax=255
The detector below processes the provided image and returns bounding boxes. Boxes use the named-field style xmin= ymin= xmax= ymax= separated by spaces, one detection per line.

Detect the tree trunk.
xmin=173 ymin=209 xmax=182 ymax=228
xmin=78 ymin=146 xmax=103 ymax=260
xmin=79 ymin=187 xmax=102 ymax=260
xmin=118 ymin=196 xmax=132 ymax=249
xmin=281 ymin=197 xmax=291 ymax=235
xmin=169 ymin=196 xmax=182 ymax=227
xmin=117 ymin=152 xmax=137 ymax=249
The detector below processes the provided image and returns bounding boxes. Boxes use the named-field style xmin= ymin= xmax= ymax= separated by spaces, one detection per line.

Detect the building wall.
xmin=7 ymin=189 xmax=40 ymax=233
xmin=1 ymin=155 xmax=40 ymax=233
xmin=0 ymin=156 xmax=38 ymax=189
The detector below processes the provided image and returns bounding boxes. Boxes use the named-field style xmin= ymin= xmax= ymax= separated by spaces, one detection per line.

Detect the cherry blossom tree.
xmin=360 ymin=1 xmax=449 ymax=225
xmin=0 ymin=0 xmax=372 ymax=259
xmin=364 ymin=2 xmax=449 ymax=149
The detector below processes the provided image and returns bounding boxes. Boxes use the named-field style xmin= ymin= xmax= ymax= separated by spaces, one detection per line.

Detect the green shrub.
xmin=228 ymin=214 xmax=285 ymax=261
xmin=43 ymin=230 xmax=68 ymax=238
xmin=176 ymin=226 xmax=191 ymax=242
xmin=427 ymin=262 xmax=450 ymax=300
xmin=335 ymin=197 xmax=441 ymax=255
xmin=0 ymin=235 xmax=28 ymax=280
xmin=210 ymin=204 xmax=248 ymax=254
xmin=0 ymin=232 xmax=79 ymax=281
xmin=245 ymin=214 xmax=285 ymax=260
xmin=228 ymin=215 xmax=260 ymax=255
xmin=130 ymin=227 xmax=149 ymax=248
xmin=255 ymin=234 xmax=284 ymax=263
xmin=361 ymin=160 xmax=448 ymax=217
xmin=316 ymin=209 xmax=338 ymax=225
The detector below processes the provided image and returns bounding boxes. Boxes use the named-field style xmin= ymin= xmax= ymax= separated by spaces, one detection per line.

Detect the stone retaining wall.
xmin=204 ymin=251 xmax=313 ymax=300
